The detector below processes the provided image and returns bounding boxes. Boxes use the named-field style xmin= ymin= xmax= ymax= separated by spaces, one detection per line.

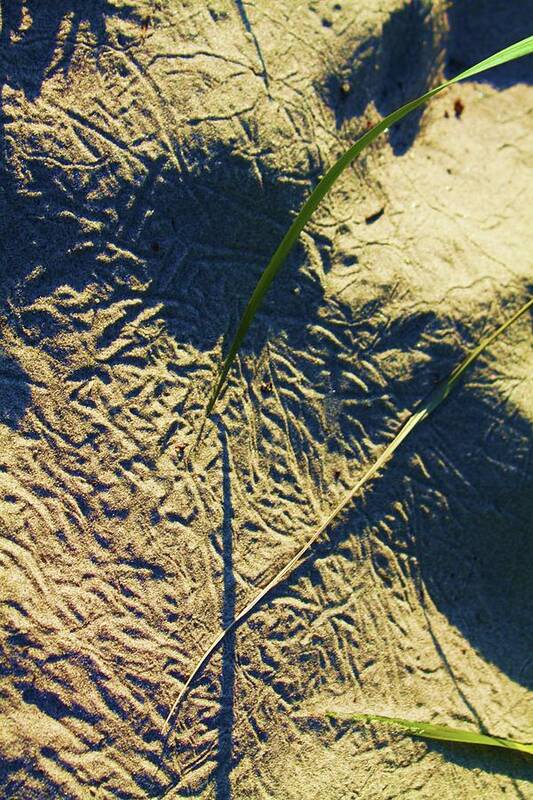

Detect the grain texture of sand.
xmin=0 ymin=1 xmax=532 ymax=798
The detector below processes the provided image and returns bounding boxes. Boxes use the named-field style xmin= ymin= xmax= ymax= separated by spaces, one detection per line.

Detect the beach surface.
xmin=1 ymin=2 xmax=532 ymax=798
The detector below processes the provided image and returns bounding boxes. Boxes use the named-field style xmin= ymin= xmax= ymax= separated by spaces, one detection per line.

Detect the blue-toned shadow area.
xmin=215 ymin=420 xmax=236 ymax=800
xmin=0 ymin=348 xmax=31 ymax=429
xmin=446 ymin=0 xmax=533 ymax=88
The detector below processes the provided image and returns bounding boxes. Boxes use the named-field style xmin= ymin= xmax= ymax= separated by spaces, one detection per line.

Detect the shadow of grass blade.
xmin=326 ymin=712 xmax=533 ymax=756
xmin=204 ymin=34 xmax=533 ymax=417
xmin=162 ymin=296 xmax=532 ymax=732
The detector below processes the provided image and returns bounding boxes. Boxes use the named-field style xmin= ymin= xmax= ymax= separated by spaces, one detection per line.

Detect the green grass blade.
xmin=326 ymin=712 xmax=533 ymax=756
xmin=205 ymin=34 xmax=533 ymax=416
xmin=162 ymin=296 xmax=532 ymax=732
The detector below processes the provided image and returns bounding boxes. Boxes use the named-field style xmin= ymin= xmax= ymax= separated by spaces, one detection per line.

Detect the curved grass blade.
xmin=162 ymin=296 xmax=533 ymax=733
xmin=326 ymin=711 xmax=533 ymax=756
xmin=204 ymin=34 xmax=533 ymax=417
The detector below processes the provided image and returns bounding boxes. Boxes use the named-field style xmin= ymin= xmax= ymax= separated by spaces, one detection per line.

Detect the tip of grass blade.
xmin=327 ymin=711 xmax=533 ymax=756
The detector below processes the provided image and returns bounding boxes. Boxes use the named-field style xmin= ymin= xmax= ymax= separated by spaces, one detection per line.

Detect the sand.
xmin=0 ymin=1 xmax=532 ymax=798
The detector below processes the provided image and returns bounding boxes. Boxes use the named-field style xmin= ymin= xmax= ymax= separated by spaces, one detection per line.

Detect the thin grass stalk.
xmin=162 ymin=296 xmax=532 ymax=733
